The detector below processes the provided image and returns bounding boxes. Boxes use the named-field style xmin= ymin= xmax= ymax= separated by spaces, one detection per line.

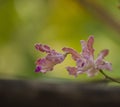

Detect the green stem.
xmin=99 ymin=70 xmax=120 ymax=84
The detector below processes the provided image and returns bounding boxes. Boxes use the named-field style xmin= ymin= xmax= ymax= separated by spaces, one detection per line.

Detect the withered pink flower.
xmin=35 ymin=44 xmax=66 ymax=73
xmin=62 ymin=36 xmax=112 ymax=77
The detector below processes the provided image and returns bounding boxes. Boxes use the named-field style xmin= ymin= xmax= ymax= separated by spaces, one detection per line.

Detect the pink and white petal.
xmin=35 ymin=58 xmax=55 ymax=73
xmin=62 ymin=47 xmax=81 ymax=61
xmin=35 ymin=43 xmax=51 ymax=53
xmin=46 ymin=53 xmax=65 ymax=64
xmin=87 ymin=36 xmax=94 ymax=55
xmin=66 ymin=66 xmax=78 ymax=77
xmin=86 ymin=68 xmax=98 ymax=77
xmin=40 ymin=67 xmax=53 ymax=73
xmin=95 ymin=49 xmax=109 ymax=66
xmin=97 ymin=62 xmax=112 ymax=71
xmin=80 ymin=40 xmax=88 ymax=55
xmin=80 ymin=40 xmax=91 ymax=59
xmin=97 ymin=49 xmax=109 ymax=59
xmin=77 ymin=70 xmax=84 ymax=74
xmin=80 ymin=36 xmax=94 ymax=59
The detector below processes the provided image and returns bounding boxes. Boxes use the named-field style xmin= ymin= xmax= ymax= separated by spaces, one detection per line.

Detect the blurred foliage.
xmin=0 ymin=0 xmax=120 ymax=82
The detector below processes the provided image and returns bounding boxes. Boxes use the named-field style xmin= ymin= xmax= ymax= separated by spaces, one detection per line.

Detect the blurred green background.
xmin=0 ymin=0 xmax=120 ymax=82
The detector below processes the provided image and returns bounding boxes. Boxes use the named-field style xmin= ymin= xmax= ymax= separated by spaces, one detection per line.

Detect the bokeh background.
xmin=0 ymin=0 xmax=120 ymax=82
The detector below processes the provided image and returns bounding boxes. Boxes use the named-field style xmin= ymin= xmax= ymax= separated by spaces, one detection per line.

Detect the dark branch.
xmin=76 ymin=0 xmax=120 ymax=35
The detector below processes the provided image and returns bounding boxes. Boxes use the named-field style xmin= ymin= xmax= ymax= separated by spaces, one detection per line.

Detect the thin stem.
xmin=99 ymin=70 xmax=120 ymax=84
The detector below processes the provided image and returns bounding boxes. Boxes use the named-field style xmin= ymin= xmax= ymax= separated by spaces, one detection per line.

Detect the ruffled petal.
xmin=98 ymin=49 xmax=109 ymax=59
xmin=95 ymin=49 xmax=112 ymax=71
xmin=86 ymin=68 xmax=98 ymax=77
xmin=97 ymin=61 xmax=112 ymax=71
xmin=80 ymin=40 xmax=88 ymax=57
xmin=46 ymin=55 xmax=65 ymax=63
xmin=87 ymin=36 xmax=94 ymax=55
xmin=35 ymin=44 xmax=66 ymax=73
xmin=35 ymin=43 xmax=51 ymax=53
xmin=66 ymin=66 xmax=78 ymax=77
xmin=35 ymin=58 xmax=54 ymax=73
xmin=62 ymin=47 xmax=81 ymax=61
xmin=80 ymin=36 xmax=94 ymax=59
xmin=95 ymin=49 xmax=109 ymax=65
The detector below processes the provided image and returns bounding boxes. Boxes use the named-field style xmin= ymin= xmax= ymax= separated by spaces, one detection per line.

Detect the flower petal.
xmin=86 ymin=68 xmax=98 ymax=77
xmin=95 ymin=49 xmax=109 ymax=65
xmin=35 ymin=65 xmax=41 ymax=72
xmin=80 ymin=40 xmax=88 ymax=56
xmin=35 ymin=43 xmax=51 ymax=53
xmin=80 ymin=36 xmax=94 ymax=58
xmin=97 ymin=61 xmax=112 ymax=71
xmin=87 ymin=36 xmax=94 ymax=55
xmin=98 ymin=49 xmax=109 ymax=59
xmin=66 ymin=66 xmax=78 ymax=77
xmin=35 ymin=58 xmax=54 ymax=73
xmin=95 ymin=49 xmax=112 ymax=71
xmin=35 ymin=44 xmax=67 ymax=73
xmin=62 ymin=47 xmax=81 ymax=61
xmin=46 ymin=53 xmax=65 ymax=63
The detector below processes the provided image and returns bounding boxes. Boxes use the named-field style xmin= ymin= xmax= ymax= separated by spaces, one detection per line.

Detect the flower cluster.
xmin=35 ymin=44 xmax=67 ymax=73
xmin=35 ymin=36 xmax=112 ymax=77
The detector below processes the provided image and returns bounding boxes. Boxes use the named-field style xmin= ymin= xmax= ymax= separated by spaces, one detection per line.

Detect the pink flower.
xmin=62 ymin=36 xmax=112 ymax=77
xmin=35 ymin=44 xmax=66 ymax=73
